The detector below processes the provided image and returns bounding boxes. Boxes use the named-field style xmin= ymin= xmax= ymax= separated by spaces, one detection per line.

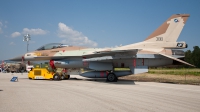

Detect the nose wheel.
xmin=60 ymin=75 xmax=65 ymax=80
xmin=53 ymin=73 xmax=60 ymax=81
xmin=107 ymin=73 xmax=118 ymax=82
xmin=61 ymin=73 xmax=70 ymax=80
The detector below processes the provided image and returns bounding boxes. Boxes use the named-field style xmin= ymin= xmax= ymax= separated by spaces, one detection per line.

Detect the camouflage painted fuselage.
xmin=10 ymin=14 xmax=194 ymax=79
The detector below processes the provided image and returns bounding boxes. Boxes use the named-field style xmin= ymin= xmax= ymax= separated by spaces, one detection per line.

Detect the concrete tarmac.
xmin=0 ymin=73 xmax=200 ymax=112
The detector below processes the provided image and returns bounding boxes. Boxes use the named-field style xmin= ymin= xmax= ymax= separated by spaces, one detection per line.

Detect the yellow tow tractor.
xmin=28 ymin=63 xmax=70 ymax=80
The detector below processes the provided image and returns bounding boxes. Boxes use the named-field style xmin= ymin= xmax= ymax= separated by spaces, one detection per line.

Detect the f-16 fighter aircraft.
xmin=10 ymin=14 xmax=194 ymax=82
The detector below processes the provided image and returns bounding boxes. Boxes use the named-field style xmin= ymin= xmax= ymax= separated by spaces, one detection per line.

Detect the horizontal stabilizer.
xmin=159 ymin=53 xmax=195 ymax=67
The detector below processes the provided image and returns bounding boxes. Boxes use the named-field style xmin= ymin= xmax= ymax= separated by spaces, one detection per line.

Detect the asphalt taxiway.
xmin=0 ymin=73 xmax=200 ymax=112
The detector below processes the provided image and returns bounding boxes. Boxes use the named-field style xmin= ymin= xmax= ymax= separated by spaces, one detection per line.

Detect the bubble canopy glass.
xmin=36 ymin=43 xmax=68 ymax=51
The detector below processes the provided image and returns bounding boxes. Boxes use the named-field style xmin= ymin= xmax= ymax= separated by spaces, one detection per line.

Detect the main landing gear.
xmin=106 ymin=72 xmax=118 ymax=82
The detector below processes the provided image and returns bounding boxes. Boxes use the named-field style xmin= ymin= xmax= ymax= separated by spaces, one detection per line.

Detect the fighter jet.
xmin=10 ymin=14 xmax=194 ymax=81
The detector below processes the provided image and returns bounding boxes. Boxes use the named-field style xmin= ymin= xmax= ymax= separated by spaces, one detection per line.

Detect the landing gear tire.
xmin=60 ymin=75 xmax=65 ymax=80
xmin=53 ymin=73 xmax=60 ymax=81
xmin=107 ymin=73 xmax=118 ymax=82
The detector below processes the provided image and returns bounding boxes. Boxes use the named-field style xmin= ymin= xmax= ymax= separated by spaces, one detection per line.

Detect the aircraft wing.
xmin=159 ymin=53 xmax=195 ymax=67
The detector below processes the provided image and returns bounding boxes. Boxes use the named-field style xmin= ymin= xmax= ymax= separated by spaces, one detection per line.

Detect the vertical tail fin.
xmin=144 ymin=14 xmax=190 ymax=42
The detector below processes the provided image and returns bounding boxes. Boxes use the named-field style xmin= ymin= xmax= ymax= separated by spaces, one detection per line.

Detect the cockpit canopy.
xmin=36 ymin=43 xmax=69 ymax=51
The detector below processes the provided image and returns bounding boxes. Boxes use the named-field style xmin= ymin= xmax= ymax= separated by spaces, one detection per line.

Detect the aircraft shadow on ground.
xmin=0 ymin=90 xmax=3 ymax=91
xmin=19 ymin=77 xmax=135 ymax=85
xmin=70 ymin=78 xmax=136 ymax=85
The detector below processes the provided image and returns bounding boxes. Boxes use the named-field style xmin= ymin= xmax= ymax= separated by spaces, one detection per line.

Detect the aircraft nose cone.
xmin=9 ymin=55 xmax=24 ymax=61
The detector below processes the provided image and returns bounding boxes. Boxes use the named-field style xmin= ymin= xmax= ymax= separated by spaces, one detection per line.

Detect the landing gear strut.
xmin=61 ymin=68 xmax=70 ymax=80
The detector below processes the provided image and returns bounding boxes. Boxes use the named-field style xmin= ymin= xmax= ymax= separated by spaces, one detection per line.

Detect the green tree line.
xmin=184 ymin=46 xmax=200 ymax=68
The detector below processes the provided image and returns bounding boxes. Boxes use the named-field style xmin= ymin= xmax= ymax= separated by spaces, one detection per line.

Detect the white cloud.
xmin=9 ymin=42 xmax=15 ymax=45
xmin=57 ymin=22 xmax=97 ymax=47
xmin=11 ymin=32 xmax=21 ymax=38
xmin=22 ymin=28 xmax=48 ymax=35
xmin=0 ymin=21 xmax=8 ymax=33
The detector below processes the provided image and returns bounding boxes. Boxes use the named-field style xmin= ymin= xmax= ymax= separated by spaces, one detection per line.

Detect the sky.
xmin=0 ymin=0 xmax=200 ymax=60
